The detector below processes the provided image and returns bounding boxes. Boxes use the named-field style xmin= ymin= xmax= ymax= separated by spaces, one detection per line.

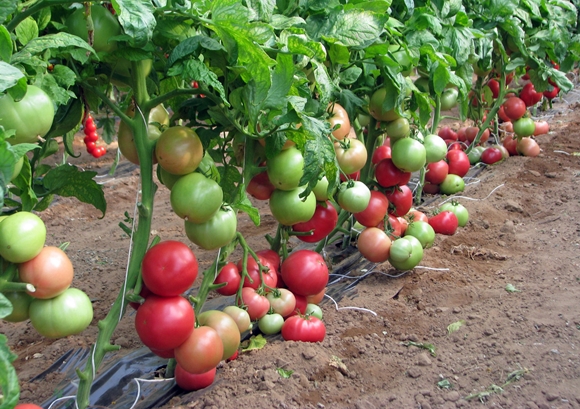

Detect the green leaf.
xmin=247 ymin=0 xmax=276 ymax=21
xmin=45 ymin=98 xmax=84 ymax=142
xmin=10 ymin=157 xmax=37 ymax=211
xmin=15 ymin=16 xmax=38 ymax=46
xmin=0 ymin=334 xmax=19 ymax=409
xmin=35 ymin=72 xmax=75 ymax=106
xmin=167 ymin=35 xmax=224 ymax=67
xmin=177 ymin=59 xmax=228 ymax=105
xmin=14 ymin=32 xmax=96 ymax=62
xmin=0 ymin=62 xmax=25 ymax=93
xmin=442 ymin=25 xmax=474 ymax=66
xmin=42 ymin=164 xmax=107 ymax=217
xmin=329 ymin=43 xmax=350 ymax=65
xmin=433 ymin=63 xmax=450 ymax=95
xmin=241 ymin=334 xmax=267 ymax=351
xmin=447 ymin=320 xmax=465 ymax=335
xmin=231 ymin=188 xmax=260 ymax=226
xmin=505 ymin=283 xmax=521 ymax=293
xmin=112 ymin=0 xmax=156 ymax=48
xmin=263 ymin=53 xmax=294 ymax=110
xmin=299 ymin=124 xmax=337 ymax=195
xmin=0 ymin=293 xmax=13 ymax=319
xmin=437 ymin=379 xmax=453 ymax=389
xmin=312 ymin=60 xmax=336 ymax=108
xmin=0 ymin=25 xmax=12 ymax=62
xmin=0 ymin=0 xmax=17 ymax=24
xmin=276 ymin=367 xmax=294 ymax=378
xmin=403 ymin=341 xmax=436 ymax=357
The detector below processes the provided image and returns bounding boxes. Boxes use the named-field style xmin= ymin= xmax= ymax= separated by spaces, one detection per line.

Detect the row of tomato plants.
xmin=1 ymin=0 xmax=579 ymax=407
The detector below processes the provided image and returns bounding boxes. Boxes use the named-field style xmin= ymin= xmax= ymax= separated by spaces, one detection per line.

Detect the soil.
xmin=3 ymin=95 xmax=580 ymax=409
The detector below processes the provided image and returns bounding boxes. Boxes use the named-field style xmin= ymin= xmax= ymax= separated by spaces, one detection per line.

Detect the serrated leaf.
xmin=0 ymin=61 xmax=25 ymax=93
xmin=45 ymin=98 xmax=84 ymax=142
xmin=447 ymin=320 xmax=465 ymax=335
xmin=505 ymin=283 xmax=521 ymax=293
xmin=276 ymin=367 xmax=294 ymax=378
xmin=167 ymin=35 xmax=224 ymax=67
xmin=263 ymin=53 xmax=294 ymax=110
xmin=0 ymin=333 xmax=19 ymax=409
xmin=112 ymin=0 xmax=156 ymax=48
xmin=241 ymin=334 xmax=267 ymax=351
xmin=42 ymin=164 xmax=106 ymax=217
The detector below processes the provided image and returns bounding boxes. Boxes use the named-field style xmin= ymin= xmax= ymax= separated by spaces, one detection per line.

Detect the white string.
xmin=437 ymin=183 xmax=504 ymax=206
xmin=47 ymin=395 xmax=76 ymax=409
xmin=127 ymin=377 xmax=175 ymax=409
xmin=554 ymin=150 xmax=571 ymax=155
xmin=324 ymin=293 xmax=378 ymax=316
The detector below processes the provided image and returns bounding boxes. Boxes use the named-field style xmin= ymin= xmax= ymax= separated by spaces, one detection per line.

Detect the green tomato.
xmin=369 ymin=88 xmax=401 ymax=122
xmin=440 ymin=202 xmax=469 ymax=227
xmin=467 ymin=146 xmax=485 ymax=165
xmin=0 ymin=212 xmax=46 ymax=263
xmin=157 ymin=166 xmax=183 ymax=190
xmin=2 ymin=291 xmax=34 ymax=322
xmin=391 ymin=138 xmax=426 ymax=173
xmin=269 ymin=186 xmax=316 ymax=226
xmin=384 ymin=117 xmax=410 ymax=141
xmin=184 ymin=206 xmax=237 ymax=250
xmin=513 ymin=117 xmax=536 ymax=138
xmin=423 ymin=134 xmax=448 ymax=163
xmin=66 ymin=5 xmax=122 ymax=53
xmin=337 ymin=181 xmax=371 ymax=213
xmin=258 ymin=313 xmax=285 ymax=335
xmin=440 ymin=88 xmax=459 ymax=111
xmin=10 ymin=156 xmax=24 ymax=182
xmin=306 ymin=303 xmax=323 ymax=319
xmin=388 ymin=236 xmax=424 ymax=271
xmin=439 ymin=174 xmax=465 ymax=195
xmin=29 ymin=288 xmax=93 ymax=339
xmin=267 ymin=146 xmax=304 ymax=191
xmin=312 ymin=176 xmax=332 ymax=201
xmin=170 ymin=173 xmax=223 ymax=223
xmin=404 ymin=221 xmax=435 ymax=249
xmin=0 ymin=86 xmax=55 ymax=145
xmin=414 ymin=77 xmax=430 ymax=93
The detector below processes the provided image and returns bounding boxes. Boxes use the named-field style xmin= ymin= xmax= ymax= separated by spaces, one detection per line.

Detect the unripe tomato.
xmin=269 ymin=186 xmax=316 ymax=226
xmin=170 ymin=173 xmax=223 ymax=223
xmin=369 ymin=88 xmax=401 ymax=122
xmin=267 ymin=146 xmax=304 ymax=191
xmin=0 ymin=212 xmax=46 ymax=263
xmin=391 ymin=138 xmax=426 ymax=172
xmin=185 ymin=206 xmax=238 ymax=250
xmin=66 ymin=5 xmax=122 ymax=53
xmin=156 ymin=126 xmax=203 ymax=175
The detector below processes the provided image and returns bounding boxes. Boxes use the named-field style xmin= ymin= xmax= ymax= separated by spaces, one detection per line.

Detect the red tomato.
xmin=246 ymin=171 xmax=275 ymax=200
xmin=290 ymin=294 xmax=308 ymax=316
xmin=503 ymin=134 xmax=519 ymax=156
xmin=354 ymin=190 xmax=389 ymax=227
xmin=446 ymin=150 xmax=470 ymax=177
xmin=422 ymin=182 xmax=440 ymax=194
xmin=281 ymin=250 xmax=328 ymax=297
xmin=18 ymin=246 xmax=73 ymax=299
xmin=175 ymin=364 xmax=217 ymax=391
xmin=175 ymin=326 xmax=223 ymax=374
xmin=397 ymin=216 xmax=409 ymax=234
xmin=486 ymin=79 xmax=500 ymax=99
xmin=456 ymin=127 xmax=467 ymax=142
xmin=238 ymin=287 xmax=270 ymax=320
xmin=498 ymin=105 xmax=511 ymax=122
xmin=406 ymin=209 xmax=429 ymax=223
xmin=375 ymin=158 xmax=406 ymax=188
xmin=256 ymin=249 xmax=280 ymax=271
xmin=543 ymin=84 xmax=559 ymax=100
xmin=306 ymin=288 xmax=326 ymax=305
xmin=385 ymin=184 xmax=413 ymax=217
xmin=197 ymin=310 xmax=241 ymax=360
xmin=129 ymin=283 xmax=154 ymax=311
xmin=135 ymin=295 xmax=194 ymax=351
xmin=238 ymin=255 xmax=278 ymax=290
xmin=141 ymin=241 xmax=198 ymax=297
xmin=149 ymin=347 xmax=175 ymax=359
xmin=438 ymin=126 xmax=458 ymax=141
xmin=519 ymin=82 xmax=543 ymax=107
xmin=425 ymin=160 xmax=449 ymax=185
xmin=340 ymin=170 xmax=361 ymax=182
xmin=381 ymin=214 xmax=403 ymax=240
xmin=481 ymin=147 xmax=504 ymax=164
xmin=281 ymin=315 xmax=326 ymax=342
xmin=358 ymin=227 xmax=392 ymax=263
xmin=15 ymin=405 xmax=44 ymax=409
xmin=214 ymin=262 xmax=241 ymax=296
xmin=293 ymin=201 xmax=338 ymax=243
xmin=502 ymin=97 xmax=527 ymax=121
xmin=428 ymin=211 xmax=459 ymax=235
xmin=371 ymin=145 xmax=391 ymax=164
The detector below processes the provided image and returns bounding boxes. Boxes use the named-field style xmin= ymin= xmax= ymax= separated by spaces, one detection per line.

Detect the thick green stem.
xmin=430 ymin=94 xmax=442 ymax=134
xmin=0 ymin=280 xmax=35 ymax=293
xmin=76 ymin=60 xmax=155 ymax=409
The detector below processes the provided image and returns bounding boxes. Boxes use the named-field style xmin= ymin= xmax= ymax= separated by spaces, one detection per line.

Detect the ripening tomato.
xmin=214 ymin=262 xmax=241 ymax=296
xmin=334 ymin=138 xmax=368 ymax=175
xmin=533 ymin=120 xmax=550 ymax=136
xmin=337 ymin=181 xmax=371 ymax=213
xmin=517 ymin=137 xmax=541 ymax=157
xmin=357 ymin=227 xmax=391 ymax=262
xmin=354 ymin=190 xmax=389 ymax=227
xmin=238 ymin=287 xmax=270 ymax=320
xmin=156 ymin=126 xmax=203 ymax=175
xmin=293 ymin=201 xmax=338 ymax=243
xmin=266 ymin=288 xmax=296 ymax=317
xmin=175 ymin=364 xmax=216 ymax=391
xmin=327 ymin=103 xmax=351 ymax=139
xmin=385 ymin=185 xmax=413 ymax=217
xmin=18 ymin=246 xmax=74 ymax=299
xmin=223 ymin=305 xmax=252 ymax=333
xmin=141 ymin=241 xmax=198 ymax=297
xmin=281 ymin=250 xmax=328 ymax=297
xmin=175 ymin=326 xmax=224 ymax=374
xmin=428 ymin=211 xmax=459 ymax=235
xmin=425 ymin=160 xmax=449 ymax=185
xmin=503 ymin=134 xmax=518 ymax=156
xmin=480 ymin=147 xmax=504 ymax=164
xmin=502 ymin=97 xmax=527 ymax=121
xmin=197 ymin=310 xmax=241 ymax=360
xmin=281 ymin=315 xmax=326 ymax=342
xmin=439 ymin=202 xmax=469 ymax=227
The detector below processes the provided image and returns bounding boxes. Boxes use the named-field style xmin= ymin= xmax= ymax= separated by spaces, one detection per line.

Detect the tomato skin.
xmin=391 ymin=138 xmax=426 ymax=172
xmin=404 ymin=221 xmax=435 ymax=248
xmin=369 ymin=88 xmax=401 ymax=122
xmin=266 ymin=288 xmax=296 ymax=317
xmin=385 ymin=185 xmax=413 ymax=217
xmin=214 ymin=262 xmax=241 ymax=296
xmin=513 ymin=117 xmax=536 ymax=138
xmin=337 ymin=181 xmax=371 ymax=213
xmin=267 ymin=146 xmax=304 ymax=191
xmin=258 ymin=313 xmax=285 ymax=335
xmin=428 ymin=211 xmax=459 ymax=235
xmin=334 ymin=138 xmax=368 ymax=175
xmin=439 ymin=174 xmax=465 ymax=195
xmin=486 ymin=79 xmax=500 ymax=99
xmin=293 ymin=201 xmax=338 ymax=243
xmin=0 ymin=212 xmax=46 ymax=264
xmin=371 ymin=145 xmax=391 ymax=164
xmin=0 ymin=85 xmax=55 ymax=145
xmin=388 ymin=236 xmax=423 ymax=270
xmin=422 ymin=182 xmax=440 ymax=194
xmin=502 ymin=134 xmax=518 ymax=156
xmin=357 ymin=227 xmax=391 ymax=262
xmin=141 ymin=241 xmax=198 ymax=297
xmin=440 ymin=202 xmax=469 ymax=227
xmin=175 ymin=364 xmax=217 ymax=391
xmin=423 ymin=134 xmax=448 ymax=163
xmin=246 ymin=171 xmax=275 ymax=200
xmin=197 ymin=310 xmax=240 ymax=360
xmin=385 ymin=117 xmax=410 ymax=141
xmin=533 ymin=120 xmax=550 ymax=136
xmin=175 ymin=326 xmax=224 ymax=375
xmin=223 ymin=305 xmax=252 ymax=333
xmin=156 ymin=126 xmax=203 ymax=175
xmin=269 ymin=186 xmax=317 ymax=226
xmin=502 ymin=97 xmax=527 ymax=121
xmin=2 ymin=291 xmax=34 ymax=322
xmin=543 ymin=84 xmax=560 ymax=100
xmin=18 ymin=246 xmax=73 ymax=299
xmin=438 ymin=126 xmax=458 ymax=141
xmin=375 ymin=158 xmax=408 ymax=188
xmin=185 ymin=206 xmax=237 ymax=250
xmin=480 ymin=147 xmax=503 ymax=165
xmin=281 ymin=315 xmax=326 ymax=343
xmin=238 ymin=287 xmax=270 ymax=320
xmin=29 ymin=288 xmax=93 ymax=339
xmin=406 ymin=209 xmax=429 ymax=223
xmin=354 ymin=190 xmax=389 ymax=227
xmin=446 ymin=150 xmax=470 ymax=178
xmin=14 ymin=405 xmax=44 ymax=409
xmin=517 ymin=137 xmax=541 ymax=157
xmin=238 ymin=255 xmax=278 ymax=290
xmin=425 ymin=160 xmax=449 ymax=185
xmin=256 ymin=249 xmax=281 ymax=271
xmin=134 ymin=295 xmax=194 ymax=351
xmin=498 ymin=105 xmax=511 ymax=122
xmin=519 ymin=82 xmax=543 ymax=107
xmin=281 ymin=250 xmax=329 ymax=297
xmin=170 ymin=173 xmax=223 ymax=223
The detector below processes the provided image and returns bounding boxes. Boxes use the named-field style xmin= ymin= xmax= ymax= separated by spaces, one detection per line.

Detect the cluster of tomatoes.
xmin=0 ymin=212 xmax=93 ymax=338
xmin=83 ymin=114 xmax=107 ymax=158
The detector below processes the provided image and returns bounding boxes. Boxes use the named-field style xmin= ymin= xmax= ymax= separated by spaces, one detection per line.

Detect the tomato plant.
xmin=238 ymin=287 xmax=270 ymax=320
xmin=327 ymin=103 xmax=351 ymax=140
xmin=238 ymin=254 xmax=278 ymax=290
xmin=502 ymin=97 xmax=527 ymax=121
xmin=65 ymin=5 xmax=122 ymax=54
xmin=266 ymin=288 xmax=296 ymax=317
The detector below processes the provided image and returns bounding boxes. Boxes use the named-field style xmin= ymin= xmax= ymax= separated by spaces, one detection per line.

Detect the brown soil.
xmin=3 ymin=97 xmax=580 ymax=409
